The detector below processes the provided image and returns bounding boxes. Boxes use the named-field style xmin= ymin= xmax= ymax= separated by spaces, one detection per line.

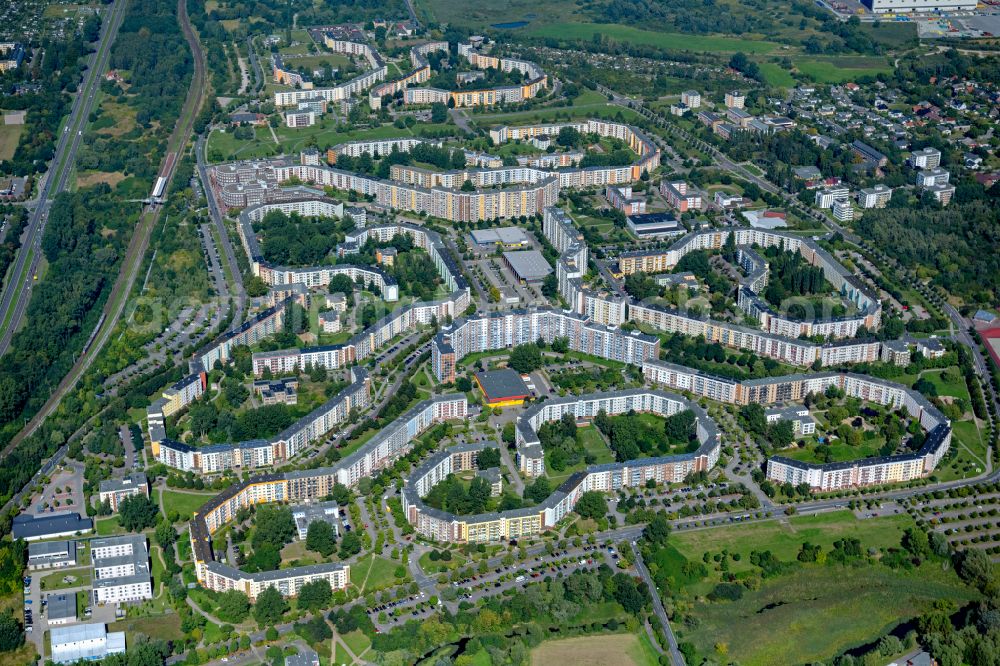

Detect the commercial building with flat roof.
xmin=46 ymin=593 xmax=77 ymax=626
xmin=626 ymin=213 xmax=683 ymax=239
xmin=475 ymin=369 xmax=531 ymax=407
xmin=469 ymin=227 xmax=530 ymax=248
xmin=12 ymin=512 xmax=93 ymax=542
xmin=502 ymin=250 xmax=552 ymax=285
xmin=50 ymin=624 xmax=126 ymax=664
xmin=27 ymin=540 xmax=77 ymax=570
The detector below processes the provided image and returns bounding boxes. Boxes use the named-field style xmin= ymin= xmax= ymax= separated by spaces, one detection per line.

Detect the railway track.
xmin=1 ymin=0 xmax=208 ymax=455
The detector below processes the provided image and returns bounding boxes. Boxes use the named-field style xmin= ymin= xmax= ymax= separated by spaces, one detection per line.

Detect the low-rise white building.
xmin=50 ymin=624 xmax=126 ymax=664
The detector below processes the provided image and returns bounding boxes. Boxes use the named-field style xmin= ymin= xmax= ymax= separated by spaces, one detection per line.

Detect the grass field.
xmin=667 ymin=511 xmax=977 ymax=664
xmin=95 ymin=516 xmax=124 ymax=536
xmin=40 ymin=569 xmax=91 ymax=592
xmin=416 ymin=0 xmax=583 ymax=29
xmin=160 ymin=489 xmax=215 ymax=519
xmin=756 ymin=62 xmax=796 ymax=89
xmin=526 ymin=22 xmax=780 ymax=54
xmin=793 ymin=56 xmax=893 ymax=84
xmin=530 ymin=633 xmax=657 ymax=666
xmin=0 ymin=124 xmax=22 ymax=162
xmin=671 ymin=511 xmax=912 ymax=572
xmin=350 ymin=554 xmax=403 ymax=592
xmin=679 ymin=561 xmax=975 ymax=665
xmin=777 ymin=439 xmax=881 ymax=465
xmin=342 ymin=630 xmax=371 ymax=656
xmin=109 ymin=613 xmax=184 ymax=643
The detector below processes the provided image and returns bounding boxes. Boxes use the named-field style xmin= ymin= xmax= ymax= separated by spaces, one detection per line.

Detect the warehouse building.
xmin=475 ymin=369 xmax=532 ymax=407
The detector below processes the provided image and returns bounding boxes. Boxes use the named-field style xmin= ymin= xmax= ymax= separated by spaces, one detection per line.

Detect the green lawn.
xmin=40 ymin=569 xmax=91 ymax=592
xmin=577 ymin=425 xmax=615 ymax=464
xmin=526 ymin=22 xmax=780 ymax=53
xmin=922 ymin=368 xmax=969 ymax=400
xmin=667 ymin=511 xmax=977 ymax=664
xmin=418 ymin=550 xmax=466 ymax=572
xmin=0 ymin=124 xmax=23 ymax=162
xmin=95 ymin=516 xmax=124 ymax=536
xmin=777 ymin=439 xmax=881 ymax=465
xmin=334 ymin=642 xmax=352 ymax=665
xmin=756 ymin=62 xmax=796 ymax=89
xmin=350 ymin=554 xmax=404 ymax=592
xmin=159 ymin=489 xmax=215 ymax=519
xmin=678 ymin=561 xmax=976 ymax=666
xmin=342 ymin=630 xmax=371 ymax=656
xmin=671 ymin=511 xmax=913 ymax=572
xmin=792 ymin=56 xmax=892 ymax=84
xmin=109 ymin=613 xmax=184 ymax=643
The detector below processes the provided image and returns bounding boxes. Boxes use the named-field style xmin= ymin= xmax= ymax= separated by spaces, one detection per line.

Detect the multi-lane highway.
xmin=0 ymin=0 xmax=128 ymax=358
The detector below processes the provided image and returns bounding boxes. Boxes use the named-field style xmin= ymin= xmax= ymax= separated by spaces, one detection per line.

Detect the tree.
xmin=959 ymin=549 xmax=996 ymax=591
xmin=216 ymin=590 xmax=251 ymax=623
xmin=155 ymin=521 xmax=177 ymax=549
xmin=118 ymin=495 xmax=159 ymax=532
xmin=643 ymin=514 xmax=671 ymax=547
xmin=574 ymin=491 xmax=608 ymax=520
xmin=476 ymin=448 xmax=501 ymax=469
xmin=524 ymin=477 xmax=551 ymax=503
xmin=296 ymin=579 xmax=332 ymax=613
xmin=0 ymin=613 xmax=23 ymax=652
xmin=338 ymin=531 xmax=362 ymax=559
xmin=509 ymin=343 xmax=543 ymax=373
xmin=430 ymin=102 xmax=447 ymax=123
xmin=306 ymin=520 xmax=337 ymax=557
xmin=253 ymin=587 xmax=288 ymax=626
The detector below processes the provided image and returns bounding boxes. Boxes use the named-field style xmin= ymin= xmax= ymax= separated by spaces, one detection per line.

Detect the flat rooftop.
xmin=470 ymin=227 xmax=529 ymax=246
xmin=502 ymin=250 xmax=552 ymax=282
xmin=475 ymin=368 xmax=531 ymax=403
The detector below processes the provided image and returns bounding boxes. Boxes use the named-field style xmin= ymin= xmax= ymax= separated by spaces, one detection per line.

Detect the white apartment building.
xmin=91 ymin=535 xmax=152 ymax=604
xmin=725 ymin=91 xmax=745 ymax=109
xmin=681 ymin=90 xmax=701 ymax=108
xmin=858 ymin=185 xmax=892 ymax=209
xmin=916 ymin=168 xmax=950 ymax=187
xmin=815 ymin=186 xmax=850 ymax=208
xmin=908 ymin=147 xmax=941 ymax=169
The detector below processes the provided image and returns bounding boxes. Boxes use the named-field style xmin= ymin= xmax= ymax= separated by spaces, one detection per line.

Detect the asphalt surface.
xmin=0 ymin=0 xmax=129 ymax=358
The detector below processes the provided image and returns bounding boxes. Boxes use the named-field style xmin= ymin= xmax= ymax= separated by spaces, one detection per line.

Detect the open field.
xmin=530 ymin=633 xmax=657 ymax=666
xmin=416 ymin=0 xmax=584 ymax=29
xmin=0 ymin=125 xmax=22 ymax=162
xmin=679 ymin=561 xmax=976 ymax=665
xmin=666 ymin=511 xmax=977 ymax=664
xmin=160 ymin=488 xmax=215 ymax=518
xmin=109 ymin=612 xmax=183 ymax=643
xmin=77 ymin=171 xmax=127 ymax=189
xmin=350 ymin=554 xmax=402 ymax=592
xmin=671 ymin=511 xmax=912 ymax=571
xmin=526 ymin=22 xmax=780 ymax=54
xmin=793 ymin=56 xmax=893 ymax=84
